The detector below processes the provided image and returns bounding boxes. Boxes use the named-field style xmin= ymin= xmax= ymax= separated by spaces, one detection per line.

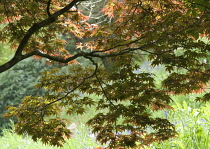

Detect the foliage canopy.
xmin=0 ymin=0 xmax=210 ymax=148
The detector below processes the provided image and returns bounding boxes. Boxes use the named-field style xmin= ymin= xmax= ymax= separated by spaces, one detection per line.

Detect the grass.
xmin=0 ymin=128 xmax=54 ymax=149
xmin=146 ymin=97 xmax=210 ymax=149
xmin=0 ymin=122 xmax=101 ymax=149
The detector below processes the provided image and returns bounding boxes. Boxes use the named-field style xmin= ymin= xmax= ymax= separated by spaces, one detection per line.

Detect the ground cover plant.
xmin=0 ymin=0 xmax=210 ymax=148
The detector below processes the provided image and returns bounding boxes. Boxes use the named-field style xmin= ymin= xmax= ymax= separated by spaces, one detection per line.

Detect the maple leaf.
xmin=76 ymin=42 xmax=84 ymax=50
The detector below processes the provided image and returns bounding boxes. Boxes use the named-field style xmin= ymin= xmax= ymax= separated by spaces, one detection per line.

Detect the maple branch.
xmin=90 ymin=35 xmax=165 ymax=57
xmin=95 ymin=74 xmax=117 ymax=109
xmin=24 ymin=50 xmax=87 ymax=63
xmin=41 ymin=56 xmax=98 ymax=109
xmin=0 ymin=0 xmax=181 ymax=74
xmin=36 ymin=37 xmax=163 ymax=64
xmin=47 ymin=0 xmax=52 ymax=17
xmin=0 ymin=29 xmax=166 ymax=74
xmin=0 ymin=0 xmax=80 ymax=73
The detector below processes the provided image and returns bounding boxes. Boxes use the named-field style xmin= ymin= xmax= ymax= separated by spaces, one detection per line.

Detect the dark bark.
xmin=0 ymin=0 xmax=80 ymax=73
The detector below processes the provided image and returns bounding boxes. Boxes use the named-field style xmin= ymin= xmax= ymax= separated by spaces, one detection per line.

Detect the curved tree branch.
xmin=0 ymin=0 xmax=168 ymax=74
xmin=0 ymin=0 xmax=80 ymax=73
xmin=0 ymin=0 xmax=173 ymax=73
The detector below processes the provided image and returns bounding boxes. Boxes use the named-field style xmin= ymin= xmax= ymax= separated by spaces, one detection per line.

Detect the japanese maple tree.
xmin=1 ymin=0 xmax=210 ymax=148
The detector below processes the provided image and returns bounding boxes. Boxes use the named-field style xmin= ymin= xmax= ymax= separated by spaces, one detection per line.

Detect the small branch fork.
xmin=17 ymin=56 xmax=98 ymax=118
xmin=0 ymin=36 xmax=161 ymax=73
xmin=40 ymin=56 xmax=98 ymax=110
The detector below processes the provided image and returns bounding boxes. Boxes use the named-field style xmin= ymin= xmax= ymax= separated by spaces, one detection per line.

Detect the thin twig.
xmin=47 ymin=0 xmax=52 ymax=17
xmin=41 ymin=56 xmax=98 ymax=110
